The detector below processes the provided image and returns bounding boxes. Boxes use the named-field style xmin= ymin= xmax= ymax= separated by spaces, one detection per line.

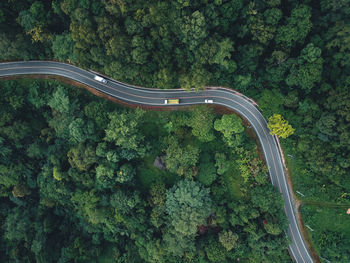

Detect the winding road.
xmin=0 ymin=61 xmax=313 ymax=263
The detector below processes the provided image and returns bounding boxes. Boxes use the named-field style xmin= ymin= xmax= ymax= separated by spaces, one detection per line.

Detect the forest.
xmin=0 ymin=0 xmax=349 ymax=262
xmin=0 ymin=79 xmax=290 ymax=262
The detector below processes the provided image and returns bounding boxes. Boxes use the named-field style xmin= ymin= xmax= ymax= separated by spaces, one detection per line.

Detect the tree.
xmin=179 ymin=66 xmax=211 ymax=91
xmin=205 ymin=237 xmax=227 ymax=262
xmin=104 ymin=108 xmax=146 ymax=157
xmin=187 ymin=106 xmax=216 ymax=142
xmin=95 ymin=162 xmax=116 ymax=189
xmin=180 ymin=11 xmax=207 ymax=51
xmin=286 ymin=44 xmax=323 ymax=92
xmin=326 ymin=21 xmax=350 ymax=67
xmin=198 ymin=162 xmax=217 ymax=186
xmin=258 ymin=89 xmax=284 ymax=118
xmin=162 ymin=229 xmax=196 ymax=256
xmin=214 ymin=114 xmax=244 ymax=147
xmin=197 ymin=37 xmax=235 ymax=71
xmin=67 ymin=143 xmax=97 ymax=171
xmin=71 ymin=189 xmax=100 ymax=221
xmin=264 ymin=8 xmax=282 ymax=26
xmin=247 ymin=4 xmax=276 ymax=45
xmin=149 ymin=182 xmax=166 ymax=228
xmin=267 ymin=114 xmax=295 ymax=139
xmin=48 ymin=86 xmax=70 ymax=114
xmin=12 ymin=184 xmax=31 ymax=198
xmin=219 ymin=230 xmax=238 ymax=251
xmin=165 ymin=136 xmax=200 ymax=177
xmin=4 ymin=207 xmax=32 ymax=242
xmin=52 ymin=32 xmax=77 ymax=62
xmin=165 ymin=179 xmax=213 ymax=237
xmin=251 ymin=184 xmax=284 ymax=214
xmin=275 ymin=5 xmax=312 ymax=48
xmin=84 ymin=101 xmax=109 ymax=129
xmin=0 ymin=136 xmax=11 ymax=161
xmin=215 ymin=152 xmax=230 ymax=175
xmin=116 ymin=163 xmax=135 ymax=183
xmin=68 ymin=118 xmax=87 ymax=143
xmin=264 ymin=221 xmax=282 ymax=235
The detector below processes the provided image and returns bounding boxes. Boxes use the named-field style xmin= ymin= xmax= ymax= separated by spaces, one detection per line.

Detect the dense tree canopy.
xmin=1 ymin=0 xmax=350 ymax=260
xmin=0 ymin=79 xmax=289 ymax=262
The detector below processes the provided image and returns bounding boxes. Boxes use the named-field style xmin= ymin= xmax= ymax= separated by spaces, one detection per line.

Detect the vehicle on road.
xmin=94 ymin=75 xmax=107 ymax=83
xmin=164 ymin=99 xmax=180 ymax=104
xmin=205 ymin=99 xmax=213 ymax=103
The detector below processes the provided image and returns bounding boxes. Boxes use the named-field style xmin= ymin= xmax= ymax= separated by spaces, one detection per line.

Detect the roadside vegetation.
xmin=0 ymin=0 xmax=349 ymax=261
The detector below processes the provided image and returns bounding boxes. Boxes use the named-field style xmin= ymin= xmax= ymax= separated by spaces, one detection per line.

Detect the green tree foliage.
xmin=218 ymin=230 xmax=238 ymax=251
xmin=95 ymin=162 xmax=116 ymax=189
xmin=198 ymin=162 xmax=217 ymax=186
xmin=165 ymin=179 xmax=212 ymax=237
xmin=267 ymin=114 xmax=295 ymax=139
xmin=67 ymin=143 xmax=97 ymax=171
xmin=105 ymin=108 xmax=146 ymax=157
xmin=149 ymin=182 xmax=166 ymax=228
xmin=214 ymin=114 xmax=244 ymax=147
xmin=258 ymin=89 xmax=284 ymax=118
xmin=214 ymin=152 xmax=230 ymax=175
xmin=275 ymin=5 xmax=312 ymax=48
xmin=0 ymin=79 xmax=291 ymax=262
xmin=205 ymin=237 xmax=227 ymax=262
xmin=1 ymin=0 xmax=349 ymax=259
xmin=286 ymin=44 xmax=323 ymax=92
xmin=251 ymin=184 xmax=284 ymax=215
xmin=165 ymin=136 xmax=200 ymax=178
xmin=117 ymin=163 xmax=135 ymax=183
xmin=0 ymin=32 xmax=41 ymax=60
xmin=264 ymin=221 xmax=282 ymax=235
xmin=187 ymin=106 xmax=216 ymax=142
xmin=48 ymin=86 xmax=70 ymax=114
xmin=68 ymin=118 xmax=87 ymax=143
xmin=52 ymin=32 xmax=77 ymax=62
xmin=180 ymin=11 xmax=207 ymax=51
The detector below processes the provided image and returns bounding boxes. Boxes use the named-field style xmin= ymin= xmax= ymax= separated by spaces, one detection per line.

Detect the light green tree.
xmin=214 ymin=114 xmax=244 ymax=147
xmin=218 ymin=230 xmax=238 ymax=251
xmin=267 ymin=114 xmax=295 ymax=138
xmin=264 ymin=221 xmax=282 ymax=235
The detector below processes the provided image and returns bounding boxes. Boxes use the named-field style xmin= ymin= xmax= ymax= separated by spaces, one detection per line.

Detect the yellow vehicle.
xmin=164 ymin=99 xmax=180 ymax=104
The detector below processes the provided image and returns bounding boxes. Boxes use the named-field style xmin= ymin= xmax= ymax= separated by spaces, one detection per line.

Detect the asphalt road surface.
xmin=0 ymin=61 xmax=313 ymax=263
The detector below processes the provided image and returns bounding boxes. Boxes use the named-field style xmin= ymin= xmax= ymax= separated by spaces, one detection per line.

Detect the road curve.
xmin=0 ymin=61 xmax=313 ymax=263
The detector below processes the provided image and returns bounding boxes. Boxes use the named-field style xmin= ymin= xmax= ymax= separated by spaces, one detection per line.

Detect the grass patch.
xmin=283 ymin=140 xmax=350 ymax=262
xmin=136 ymin=154 xmax=178 ymax=191
xmin=301 ymin=204 xmax=350 ymax=262
xmin=283 ymin=142 xmax=350 ymax=204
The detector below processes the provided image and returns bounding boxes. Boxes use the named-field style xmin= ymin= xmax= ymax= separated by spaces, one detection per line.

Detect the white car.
xmin=205 ymin=99 xmax=213 ymax=103
xmin=94 ymin=75 xmax=108 ymax=84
